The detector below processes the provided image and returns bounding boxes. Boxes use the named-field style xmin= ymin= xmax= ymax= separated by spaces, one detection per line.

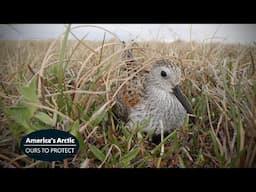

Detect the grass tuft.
xmin=0 ymin=30 xmax=255 ymax=167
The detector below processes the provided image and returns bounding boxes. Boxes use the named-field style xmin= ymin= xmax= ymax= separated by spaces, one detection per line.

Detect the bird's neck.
xmin=145 ymin=86 xmax=172 ymax=102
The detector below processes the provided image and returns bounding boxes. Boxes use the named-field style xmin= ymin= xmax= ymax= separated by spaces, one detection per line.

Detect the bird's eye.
xmin=161 ymin=71 xmax=167 ymax=77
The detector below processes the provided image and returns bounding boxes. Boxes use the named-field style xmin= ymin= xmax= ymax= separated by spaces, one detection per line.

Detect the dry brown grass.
xmin=0 ymin=36 xmax=255 ymax=168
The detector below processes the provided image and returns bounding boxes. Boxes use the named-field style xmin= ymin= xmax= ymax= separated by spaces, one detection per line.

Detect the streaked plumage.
xmin=114 ymin=43 xmax=193 ymax=137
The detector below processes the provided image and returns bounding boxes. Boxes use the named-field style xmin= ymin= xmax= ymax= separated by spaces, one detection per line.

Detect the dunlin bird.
xmin=114 ymin=43 xmax=193 ymax=142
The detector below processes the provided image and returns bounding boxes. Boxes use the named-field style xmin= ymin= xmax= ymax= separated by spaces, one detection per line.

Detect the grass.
xmin=0 ymin=26 xmax=255 ymax=168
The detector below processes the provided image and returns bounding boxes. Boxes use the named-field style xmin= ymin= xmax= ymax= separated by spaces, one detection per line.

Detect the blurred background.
xmin=0 ymin=24 xmax=256 ymax=44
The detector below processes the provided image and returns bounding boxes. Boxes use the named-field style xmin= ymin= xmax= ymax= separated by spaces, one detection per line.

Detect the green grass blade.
xmin=34 ymin=112 xmax=55 ymax=127
xmin=120 ymin=148 xmax=140 ymax=167
xmin=88 ymin=144 xmax=106 ymax=162
xmin=70 ymin=120 xmax=85 ymax=151
xmin=151 ymin=130 xmax=177 ymax=155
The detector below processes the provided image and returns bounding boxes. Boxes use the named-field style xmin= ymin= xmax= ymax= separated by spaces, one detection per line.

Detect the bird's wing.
xmin=114 ymin=42 xmax=147 ymax=122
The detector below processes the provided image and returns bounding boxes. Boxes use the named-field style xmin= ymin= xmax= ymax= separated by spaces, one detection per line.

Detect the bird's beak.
xmin=172 ymin=85 xmax=193 ymax=114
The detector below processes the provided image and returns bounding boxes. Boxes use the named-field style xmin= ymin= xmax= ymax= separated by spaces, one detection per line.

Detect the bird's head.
xmin=147 ymin=58 xmax=193 ymax=114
